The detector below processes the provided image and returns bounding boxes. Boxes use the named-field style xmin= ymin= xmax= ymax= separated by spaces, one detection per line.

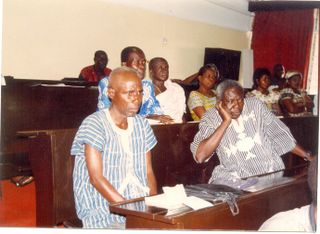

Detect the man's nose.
xmin=131 ymin=91 xmax=142 ymax=100
xmin=232 ymin=100 xmax=240 ymax=109
xmin=139 ymin=63 xmax=146 ymax=70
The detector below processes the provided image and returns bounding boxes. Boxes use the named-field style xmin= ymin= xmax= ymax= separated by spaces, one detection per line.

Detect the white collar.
xmin=104 ymin=109 xmax=133 ymax=136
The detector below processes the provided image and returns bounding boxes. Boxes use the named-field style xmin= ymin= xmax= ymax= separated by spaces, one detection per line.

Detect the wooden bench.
xmin=20 ymin=116 xmax=318 ymax=227
xmin=20 ymin=122 xmax=214 ymax=227
xmin=1 ymin=79 xmax=318 ymax=227
xmin=1 ymin=82 xmax=98 ymax=178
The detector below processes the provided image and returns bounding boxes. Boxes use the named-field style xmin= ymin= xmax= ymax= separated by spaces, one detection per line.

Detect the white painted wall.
xmin=2 ymin=0 xmax=252 ymax=81
xmin=102 ymin=0 xmax=253 ymax=31
xmin=239 ymin=49 xmax=254 ymax=89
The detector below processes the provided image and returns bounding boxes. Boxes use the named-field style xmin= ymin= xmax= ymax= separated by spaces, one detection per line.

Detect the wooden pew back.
xmin=28 ymin=129 xmax=78 ymax=227
xmin=25 ymin=116 xmax=318 ymax=227
xmin=1 ymin=84 xmax=98 ymax=151
xmin=26 ymin=123 xmax=211 ymax=227
xmin=2 ymin=81 xmax=318 ymax=227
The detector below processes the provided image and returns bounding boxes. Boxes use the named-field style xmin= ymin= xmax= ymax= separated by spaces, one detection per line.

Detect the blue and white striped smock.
xmin=71 ymin=109 xmax=157 ymax=228
xmin=97 ymin=77 xmax=163 ymax=117
xmin=191 ymin=97 xmax=296 ymax=182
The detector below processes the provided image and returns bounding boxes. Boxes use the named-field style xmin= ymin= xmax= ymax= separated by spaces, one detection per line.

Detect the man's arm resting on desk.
xmin=291 ymin=144 xmax=314 ymax=161
xmin=85 ymin=144 xmax=125 ymax=203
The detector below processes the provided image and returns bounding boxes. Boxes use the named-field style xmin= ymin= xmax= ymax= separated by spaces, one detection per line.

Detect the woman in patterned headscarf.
xmin=279 ymin=70 xmax=314 ymax=117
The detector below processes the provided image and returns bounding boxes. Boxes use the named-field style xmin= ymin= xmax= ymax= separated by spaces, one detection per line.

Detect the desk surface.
xmin=110 ymin=167 xmax=311 ymax=230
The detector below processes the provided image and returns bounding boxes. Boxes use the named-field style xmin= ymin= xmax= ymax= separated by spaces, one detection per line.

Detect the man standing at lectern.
xmin=71 ymin=67 xmax=157 ymax=228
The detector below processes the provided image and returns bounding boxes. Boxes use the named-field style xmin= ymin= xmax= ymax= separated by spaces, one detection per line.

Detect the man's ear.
xmin=121 ymin=62 xmax=127 ymax=67
xmin=108 ymin=87 xmax=115 ymax=100
xmin=149 ymin=68 xmax=154 ymax=78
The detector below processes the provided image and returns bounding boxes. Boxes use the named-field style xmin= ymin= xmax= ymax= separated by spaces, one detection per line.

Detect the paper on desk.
xmin=145 ymin=193 xmax=184 ymax=210
xmin=182 ymin=196 xmax=213 ymax=210
xmin=145 ymin=184 xmax=213 ymax=210
xmin=38 ymin=83 xmax=85 ymax=88
xmin=147 ymin=118 xmax=163 ymax=125
xmin=162 ymin=184 xmax=187 ymax=199
xmin=145 ymin=184 xmax=186 ymax=209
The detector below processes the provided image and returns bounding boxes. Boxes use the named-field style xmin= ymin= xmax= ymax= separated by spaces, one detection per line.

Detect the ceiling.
xmin=103 ymin=0 xmax=254 ymax=31
xmin=102 ymin=0 xmax=320 ymax=32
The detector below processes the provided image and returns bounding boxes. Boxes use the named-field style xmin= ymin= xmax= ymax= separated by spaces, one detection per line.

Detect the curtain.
xmin=251 ymin=9 xmax=314 ymax=89
xmin=307 ymin=9 xmax=319 ymax=94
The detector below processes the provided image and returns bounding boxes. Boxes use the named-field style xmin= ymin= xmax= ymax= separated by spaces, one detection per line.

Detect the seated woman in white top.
xmin=246 ymin=67 xmax=282 ymax=116
xmin=187 ymin=64 xmax=218 ymax=121
xmin=149 ymin=57 xmax=186 ymax=123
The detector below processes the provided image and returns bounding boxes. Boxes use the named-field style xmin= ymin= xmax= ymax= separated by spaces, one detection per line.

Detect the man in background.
xmin=79 ymin=50 xmax=112 ymax=82
xmin=270 ymin=63 xmax=286 ymax=90
xmin=149 ymin=57 xmax=186 ymax=123
xmin=98 ymin=46 xmax=173 ymax=124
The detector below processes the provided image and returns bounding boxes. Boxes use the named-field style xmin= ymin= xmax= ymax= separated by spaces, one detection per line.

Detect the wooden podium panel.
xmin=110 ymin=169 xmax=310 ymax=230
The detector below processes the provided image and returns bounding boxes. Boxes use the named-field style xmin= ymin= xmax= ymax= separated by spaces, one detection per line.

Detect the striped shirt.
xmin=187 ymin=90 xmax=217 ymax=121
xmin=97 ymin=77 xmax=163 ymax=117
xmin=191 ymin=97 xmax=296 ymax=182
xmin=71 ymin=109 xmax=157 ymax=228
xmin=280 ymin=88 xmax=313 ymax=117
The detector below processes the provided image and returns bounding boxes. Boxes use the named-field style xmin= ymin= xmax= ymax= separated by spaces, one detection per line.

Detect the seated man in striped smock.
xmin=191 ymin=79 xmax=314 ymax=187
xmin=71 ymin=67 xmax=158 ymax=228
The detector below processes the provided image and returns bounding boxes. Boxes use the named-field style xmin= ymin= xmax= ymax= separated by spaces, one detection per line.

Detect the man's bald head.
xmin=107 ymin=66 xmax=143 ymax=117
xmin=108 ymin=66 xmax=140 ymax=90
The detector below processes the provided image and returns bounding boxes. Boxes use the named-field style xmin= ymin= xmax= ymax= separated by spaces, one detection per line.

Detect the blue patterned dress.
xmin=97 ymin=77 xmax=163 ymax=117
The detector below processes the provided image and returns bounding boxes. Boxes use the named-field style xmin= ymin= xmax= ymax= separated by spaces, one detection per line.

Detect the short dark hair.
xmin=252 ymin=67 xmax=271 ymax=88
xmin=149 ymin=57 xmax=167 ymax=71
xmin=121 ymin=46 xmax=144 ymax=63
xmin=94 ymin=50 xmax=107 ymax=59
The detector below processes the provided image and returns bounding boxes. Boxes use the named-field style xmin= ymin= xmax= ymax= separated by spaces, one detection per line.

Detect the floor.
xmin=0 ymin=179 xmax=36 ymax=227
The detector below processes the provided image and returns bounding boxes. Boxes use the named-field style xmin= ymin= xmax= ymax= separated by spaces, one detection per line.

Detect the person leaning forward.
xmin=191 ymin=79 xmax=314 ymax=185
xmin=97 ymin=46 xmax=173 ymax=124
xmin=71 ymin=67 xmax=158 ymax=228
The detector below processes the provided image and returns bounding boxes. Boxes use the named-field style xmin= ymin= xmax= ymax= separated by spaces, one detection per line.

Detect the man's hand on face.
xmin=216 ymin=101 xmax=232 ymax=124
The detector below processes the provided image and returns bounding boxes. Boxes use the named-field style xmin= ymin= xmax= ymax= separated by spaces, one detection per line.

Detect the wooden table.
xmin=110 ymin=168 xmax=311 ymax=230
xmin=13 ymin=117 xmax=317 ymax=227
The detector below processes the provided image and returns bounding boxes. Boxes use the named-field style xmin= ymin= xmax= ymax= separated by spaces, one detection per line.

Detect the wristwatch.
xmin=303 ymin=151 xmax=312 ymax=161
